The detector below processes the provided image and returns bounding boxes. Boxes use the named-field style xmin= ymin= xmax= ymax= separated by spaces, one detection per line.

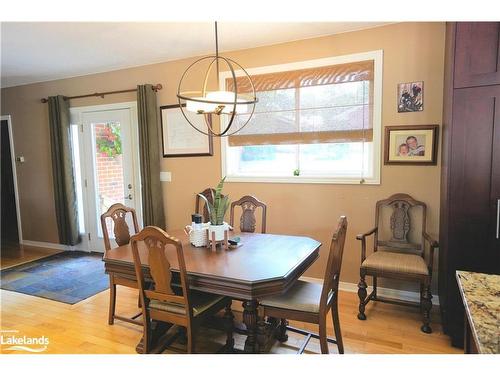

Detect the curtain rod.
xmin=40 ymin=84 xmax=163 ymax=103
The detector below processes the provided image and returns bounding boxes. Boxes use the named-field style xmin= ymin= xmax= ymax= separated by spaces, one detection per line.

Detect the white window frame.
xmin=220 ymin=50 xmax=383 ymax=185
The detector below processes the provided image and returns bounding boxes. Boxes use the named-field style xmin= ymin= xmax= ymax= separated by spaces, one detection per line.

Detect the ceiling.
xmin=0 ymin=22 xmax=390 ymax=88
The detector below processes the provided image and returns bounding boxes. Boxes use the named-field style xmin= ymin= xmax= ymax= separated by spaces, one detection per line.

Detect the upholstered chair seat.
xmin=361 ymin=251 xmax=429 ymax=276
xmin=260 ymin=280 xmax=334 ymax=314
xmin=149 ymin=292 xmax=225 ymax=317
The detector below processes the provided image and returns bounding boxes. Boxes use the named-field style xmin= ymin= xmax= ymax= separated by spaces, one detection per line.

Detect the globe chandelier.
xmin=177 ymin=22 xmax=258 ymax=137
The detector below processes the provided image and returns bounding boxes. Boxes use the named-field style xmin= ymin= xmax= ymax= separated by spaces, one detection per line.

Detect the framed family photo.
xmin=160 ymin=104 xmax=213 ymax=157
xmin=384 ymin=125 xmax=439 ymax=165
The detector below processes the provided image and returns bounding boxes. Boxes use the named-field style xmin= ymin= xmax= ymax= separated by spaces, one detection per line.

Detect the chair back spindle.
xmin=229 ymin=195 xmax=267 ymax=233
xmin=100 ymin=203 xmax=140 ymax=252
xmin=374 ymin=193 xmax=427 ymax=254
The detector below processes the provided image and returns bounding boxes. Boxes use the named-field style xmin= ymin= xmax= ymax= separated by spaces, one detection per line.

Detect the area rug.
xmin=0 ymin=251 xmax=108 ymax=304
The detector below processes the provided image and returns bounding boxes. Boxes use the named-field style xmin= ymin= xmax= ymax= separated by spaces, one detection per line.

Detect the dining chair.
xmin=260 ymin=216 xmax=348 ymax=354
xmin=356 ymin=193 xmax=438 ymax=333
xmin=130 ymin=226 xmax=234 ymax=354
xmin=100 ymin=203 xmax=142 ymax=326
xmin=229 ymin=195 xmax=267 ymax=233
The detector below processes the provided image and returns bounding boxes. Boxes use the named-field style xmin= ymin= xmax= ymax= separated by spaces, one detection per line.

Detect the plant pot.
xmin=209 ymin=222 xmax=230 ymax=242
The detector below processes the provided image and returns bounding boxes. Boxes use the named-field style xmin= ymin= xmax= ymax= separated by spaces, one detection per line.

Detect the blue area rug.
xmin=1 ymin=251 xmax=109 ymax=304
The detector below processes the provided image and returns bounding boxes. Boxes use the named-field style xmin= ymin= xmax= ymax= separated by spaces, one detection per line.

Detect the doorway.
xmin=70 ymin=103 xmax=142 ymax=252
xmin=1 ymin=115 xmax=22 ymax=251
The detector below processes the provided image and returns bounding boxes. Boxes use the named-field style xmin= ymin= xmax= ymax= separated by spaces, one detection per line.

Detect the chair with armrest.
xmin=356 ymin=193 xmax=438 ymax=333
xmin=229 ymin=195 xmax=267 ymax=234
xmin=100 ymin=203 xmax=142 ymax=326
xmin=130 ymin=226 xmax=234 ymax=354
xmin=260 ymin=216 xmax=348 ymax=354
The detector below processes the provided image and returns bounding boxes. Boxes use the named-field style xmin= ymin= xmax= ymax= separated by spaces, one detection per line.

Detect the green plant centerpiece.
xmin=197 ymin=177 xmax=231 ymax=242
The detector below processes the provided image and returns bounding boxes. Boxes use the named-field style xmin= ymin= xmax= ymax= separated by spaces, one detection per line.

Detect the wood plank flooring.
xmin=1 ymin=244 xmax=62 ymax=270
xmin=0 ymin=284 xmax=461 ymax=354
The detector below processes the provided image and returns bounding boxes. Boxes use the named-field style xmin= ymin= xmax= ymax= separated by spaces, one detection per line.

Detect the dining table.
xmin=102 ymin=228 xmax=321 ymax=353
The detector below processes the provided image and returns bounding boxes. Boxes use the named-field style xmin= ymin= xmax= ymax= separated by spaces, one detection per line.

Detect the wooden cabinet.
xmin=439 ymin=22 xmax=500 ymax=348
xmin=454 ymin=22 xmax=500 ymax=88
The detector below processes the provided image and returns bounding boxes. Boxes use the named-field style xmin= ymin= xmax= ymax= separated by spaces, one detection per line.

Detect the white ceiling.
xmin=0 ymin=22 xmax=390 ymax=88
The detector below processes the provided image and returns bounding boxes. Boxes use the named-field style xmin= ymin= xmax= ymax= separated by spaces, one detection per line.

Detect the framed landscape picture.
xmin=384 ymin=125 xmax=439 ymax=165
xmin=397 ymin=81 xmax=423 ymax=112
xmin=160 ymin=104 xmax=213 ymax=157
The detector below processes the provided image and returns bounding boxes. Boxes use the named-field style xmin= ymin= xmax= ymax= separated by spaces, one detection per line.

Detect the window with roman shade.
xmin=221 ymin=52 xmax=382 ymax=184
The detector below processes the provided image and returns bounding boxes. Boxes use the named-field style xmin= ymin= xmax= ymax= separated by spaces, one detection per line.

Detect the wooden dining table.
xmin=103 ymin=229 xmax=321 ymax=353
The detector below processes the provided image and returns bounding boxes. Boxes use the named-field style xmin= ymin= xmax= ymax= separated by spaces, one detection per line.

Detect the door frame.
xmin=69 ymin=102 xmax=142 ymax=252
xmin=1 ymin=115 xmax=23 ymax=244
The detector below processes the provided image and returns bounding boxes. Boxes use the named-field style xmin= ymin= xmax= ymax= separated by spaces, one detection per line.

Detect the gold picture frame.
xmin=384 ymin=125 xmax=439 ymax=165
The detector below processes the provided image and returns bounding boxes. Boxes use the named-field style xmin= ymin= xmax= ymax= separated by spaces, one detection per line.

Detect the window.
xmin=221 ymin=51 xmax=382 ymax=184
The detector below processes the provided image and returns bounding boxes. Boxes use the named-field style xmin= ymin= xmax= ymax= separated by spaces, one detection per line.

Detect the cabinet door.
xmin=491 ymin=89 xmax=500 ymax=267
xmin=454 ymin=22 xmax=500 ymax=88
xmin=450 ymin=85 xmax=500 ymax=273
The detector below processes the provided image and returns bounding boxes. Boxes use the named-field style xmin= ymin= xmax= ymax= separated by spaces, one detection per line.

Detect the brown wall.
xmin=1 ymin=22 xmax=446 ymax=291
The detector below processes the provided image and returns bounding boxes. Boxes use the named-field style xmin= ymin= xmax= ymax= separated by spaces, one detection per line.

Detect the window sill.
xmin=225 ymin=175 xmax=380 ymax=185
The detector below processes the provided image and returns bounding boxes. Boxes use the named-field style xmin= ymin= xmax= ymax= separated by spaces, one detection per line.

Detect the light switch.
xmin=16 ymin=156 xmax=25 ymax=163
xmin=160 ymin=171 xmax=171 ymax=182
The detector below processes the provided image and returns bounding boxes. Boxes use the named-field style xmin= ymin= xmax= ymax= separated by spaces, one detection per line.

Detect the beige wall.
xmin=1 ymin=22 xmax=445 ymax=291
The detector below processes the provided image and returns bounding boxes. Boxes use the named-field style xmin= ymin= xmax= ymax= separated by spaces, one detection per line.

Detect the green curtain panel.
xmin=48 ymin=95 xmax=81 ymax=246
xmin=137 ymin=84 xmax=166 ymax=228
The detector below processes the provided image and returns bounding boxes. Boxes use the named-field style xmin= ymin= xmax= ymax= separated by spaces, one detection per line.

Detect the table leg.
xmin=242 ymin=300 xmax=260 ymax=353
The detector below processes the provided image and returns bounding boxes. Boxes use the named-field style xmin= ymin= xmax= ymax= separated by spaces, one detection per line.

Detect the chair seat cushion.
xmin=260 ymin=280 xmax=331 ymax=313
xmin=361 ymin=251 xmax=429 ymax=275
xmin=149 ymin=292 xmax=224 ymax=317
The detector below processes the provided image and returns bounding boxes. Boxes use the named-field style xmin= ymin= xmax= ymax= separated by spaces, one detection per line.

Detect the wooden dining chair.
xmin=229 ymin=195 xmax=267 ymax=233
xmin=260 ymin=216 xmax=348 ymax=354
xmin=130 ymin=226 xmax=234 ymax=354
xmin=356 ymin=193 xmax=438 ymax=333
xmin=100 ymin=203 xmax=142 ymax=326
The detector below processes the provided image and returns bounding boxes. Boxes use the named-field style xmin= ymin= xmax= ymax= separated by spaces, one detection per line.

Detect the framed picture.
xmin=398 ymin=81 xmax=423 ymax=112
xmin=160 ymin=104 xmax=213 ymax=157
xmin=384 ymin=125 xmax=439 ymax=165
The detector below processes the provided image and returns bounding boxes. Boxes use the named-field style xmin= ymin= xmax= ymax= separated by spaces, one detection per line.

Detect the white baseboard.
xmin=301 ymin=276 xmax=440 ymax=306
xmin=20 ymin=240 xmax=80 ymax=251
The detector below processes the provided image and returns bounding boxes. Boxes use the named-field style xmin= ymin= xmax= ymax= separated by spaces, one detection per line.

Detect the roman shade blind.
xmin=227 ymin=60 xmax=374 ymax=147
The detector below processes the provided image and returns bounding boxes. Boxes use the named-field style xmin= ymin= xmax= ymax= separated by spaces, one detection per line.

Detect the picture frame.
xmin=160 ymin=104 xmax=213 ymax=157
xmin=397 ymin=81 xmax=424 ymax=113
xmin=384 ymin=125 xmax=439 ymax=165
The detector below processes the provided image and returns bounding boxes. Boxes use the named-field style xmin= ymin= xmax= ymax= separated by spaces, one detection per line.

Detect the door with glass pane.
xmin=80 ymin=106 xmax=141 ymax=252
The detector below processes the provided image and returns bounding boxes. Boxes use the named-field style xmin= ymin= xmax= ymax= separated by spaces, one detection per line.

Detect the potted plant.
xmin=197 ymin=177 xmax=231 ymax=242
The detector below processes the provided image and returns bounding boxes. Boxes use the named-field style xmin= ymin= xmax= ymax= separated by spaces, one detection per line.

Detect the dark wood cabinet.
xmin=439 ymin=22 xmax=500 ymax=348
xmin=454 ymin=22 xmax=500 ymax=88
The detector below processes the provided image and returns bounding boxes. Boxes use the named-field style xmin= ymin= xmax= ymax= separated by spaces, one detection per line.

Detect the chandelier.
xmin=177 ymin=22 xmax=258 ymax=137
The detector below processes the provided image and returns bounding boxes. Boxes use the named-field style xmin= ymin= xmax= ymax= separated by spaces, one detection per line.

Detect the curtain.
xmin=48 ymin=95 xmax=80 ymax=245
xmin=137 ymin=84 xmax=166 ymax=228
xmin=227 ymin=60 xmax=374 ymax=147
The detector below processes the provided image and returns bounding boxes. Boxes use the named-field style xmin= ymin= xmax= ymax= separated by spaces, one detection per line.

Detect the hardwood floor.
xmin=0 ymin=284 xmax=461 ymax=354
xmin=1 ymin=243 xmax=62 ymax=270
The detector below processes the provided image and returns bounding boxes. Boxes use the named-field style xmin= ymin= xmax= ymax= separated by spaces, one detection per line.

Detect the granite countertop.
xmin=456 ymin=271 xmax=500 ymax=354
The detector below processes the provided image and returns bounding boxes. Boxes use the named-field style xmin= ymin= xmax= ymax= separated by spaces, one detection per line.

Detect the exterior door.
xmin=1 ymin=117 xmax=20 ymax=247
xmin=72 ymin=103 xmax=141 ymax=252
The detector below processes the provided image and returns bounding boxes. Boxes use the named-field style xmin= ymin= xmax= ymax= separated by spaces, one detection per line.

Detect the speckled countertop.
xmin=456 ymin=271 xmax=500 ymax=354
